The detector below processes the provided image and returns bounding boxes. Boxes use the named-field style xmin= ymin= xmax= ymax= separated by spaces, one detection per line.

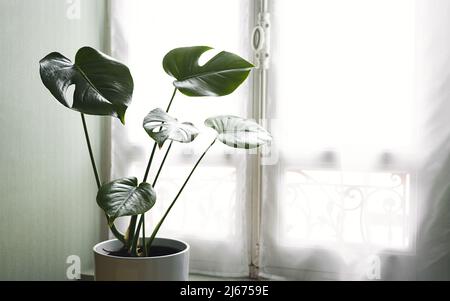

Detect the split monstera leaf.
xmin=40 ymin=45 xmax=271 ymax=255
xmin=205 ymin=115 xmax=272 ymax=149
xmin=143 ymin=108 xmax=199 ymax=148
xmin=39 ymin=47 xmax=133 ymax=124
xmin=163 ymin=46 xmax=254 ymax=97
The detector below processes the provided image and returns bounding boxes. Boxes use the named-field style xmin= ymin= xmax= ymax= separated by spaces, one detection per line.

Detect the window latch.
xmin=252 ymin=12 xmax=271 ymax=70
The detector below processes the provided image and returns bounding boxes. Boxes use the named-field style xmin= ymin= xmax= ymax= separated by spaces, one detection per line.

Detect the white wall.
xmin=0 ymin=0 xmax=108 ymax=280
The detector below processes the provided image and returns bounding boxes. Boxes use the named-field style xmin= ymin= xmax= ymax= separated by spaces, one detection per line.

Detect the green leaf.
xmin=143 ymin=108 xmax=199 ymax=148
xmin=39 ymin=46 xmax=134 ymax=124
xmin=163 ymin=46 xmax=254 ymax=97
xmin=205 ymin=115 xmax=272 ymax=149
xmin=96 ymin=177 xmax=156 ymax=221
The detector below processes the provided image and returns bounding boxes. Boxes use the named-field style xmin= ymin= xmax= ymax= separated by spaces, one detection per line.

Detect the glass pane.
xmin=271 ymin=0 xmax=415 ymax=159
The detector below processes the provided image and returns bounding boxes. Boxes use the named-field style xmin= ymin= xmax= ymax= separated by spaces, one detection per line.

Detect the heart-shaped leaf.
xmin=163 ymin=46 xmax=254 ymax=97
xmin=96 ymin=177 xmax=156 ymax=221
xmin=205 ymin=115 xmax=272 ymax=149
xmin=39 ymin=46 xmax=134 ymax=124
xmin=143 ymin=108 xmax=199 ymax=148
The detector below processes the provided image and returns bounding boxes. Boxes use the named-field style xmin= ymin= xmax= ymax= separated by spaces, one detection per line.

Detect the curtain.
xmin=109 ymin=0 xmax=253 ymax=276
xmin=260 ymin=0 xmax=450 ymax=280
xmin=110 ymin=0 xmax=450 ymax=280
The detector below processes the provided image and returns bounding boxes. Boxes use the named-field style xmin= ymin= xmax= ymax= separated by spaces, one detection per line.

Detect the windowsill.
xmin=189 ymin=274 xmax=252 ymax=281
xmin=80 ymin=271 xmax=251 ymax=281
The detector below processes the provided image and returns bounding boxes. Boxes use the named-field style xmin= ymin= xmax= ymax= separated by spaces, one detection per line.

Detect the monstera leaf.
xmin=39 ymin=46 xmax=133 ymax=124
xmin=143 ymin=108 xmax=199 ymax=148
xmin=96 ymin=177 xmax=156 ymax=222
xmin=205 ymin=115 xmax=272 ymax=149
xmin=163 ymin=46 xmax=254 ymax=97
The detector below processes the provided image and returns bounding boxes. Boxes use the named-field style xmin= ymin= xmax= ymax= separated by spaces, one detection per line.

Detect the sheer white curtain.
xmin=110 ymin=0 xmax=450 ymax=280
xmin=109 ymin=0 xmax=253 ymax=276
xmin=260 ymin=0 xmax=450 ymax=280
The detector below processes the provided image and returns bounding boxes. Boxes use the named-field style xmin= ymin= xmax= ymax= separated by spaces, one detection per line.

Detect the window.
xmin=260 ymin=0 xmax=416 ymax=280
xmin=111 ymin=0 xmax=418 ymax=280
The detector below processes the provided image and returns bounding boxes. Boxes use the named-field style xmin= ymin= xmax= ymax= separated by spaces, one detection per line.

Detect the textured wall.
xmin=0 ymin=0 xmax=108 ymax=280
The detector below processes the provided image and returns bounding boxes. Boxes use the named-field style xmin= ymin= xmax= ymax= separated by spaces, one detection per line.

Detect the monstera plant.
xmin=40 ymin=45 xmax=271 ymax=258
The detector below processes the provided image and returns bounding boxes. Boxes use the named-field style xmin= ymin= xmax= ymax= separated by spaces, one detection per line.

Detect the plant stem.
xmin=146 ymin=138 xmax=217 ymax=253
xmin=152 ymin=141 xmax=173 ymax=186
xmin=127 ymin=215 xmax=137 ymax=248
xmin=109 ymin=221 xmax=126 ymax=244
xmin=129 ymin=88 xmax=177 ymax=255
xmin=142 ymin=143 xmax=158 ymax=184
xmin=142 ymin=88 xmax=177 ymax=183
xmin=131 ymin=141 xmax=174 ymax=255
xmin=81 ymin=114 xmax=100 ymax=188
xmin=165 ymin=87 xmax=178 ymax=114
xmin=142 ymin=213 xmax=146 ymax=256
xmin=80 ymin=113 xmax=125 ymax=243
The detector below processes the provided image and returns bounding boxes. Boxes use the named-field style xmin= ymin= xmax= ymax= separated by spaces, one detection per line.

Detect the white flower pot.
xmin=93 ymin=238 xmax=189 ymax=281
